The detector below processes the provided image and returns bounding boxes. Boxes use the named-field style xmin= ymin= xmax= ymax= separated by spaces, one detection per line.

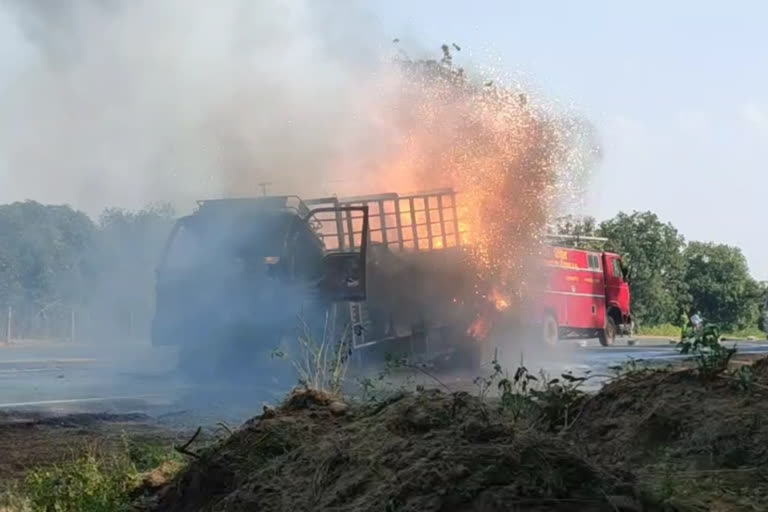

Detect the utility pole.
xmin=70 ymin=308 xmax=76 ymax=342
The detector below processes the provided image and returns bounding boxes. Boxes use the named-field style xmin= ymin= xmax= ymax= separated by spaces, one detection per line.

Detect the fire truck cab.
xmin=537 ymin=235 xmax=633 ymax=346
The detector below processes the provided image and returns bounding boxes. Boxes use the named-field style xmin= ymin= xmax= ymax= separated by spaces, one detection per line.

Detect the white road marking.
xmin=0 ymin=394 xmax=164 ymax=409
xmin=0 ymin=368 xmax=57 ymax=374
xmin=0 ymin=358 xmax=98 ymax=365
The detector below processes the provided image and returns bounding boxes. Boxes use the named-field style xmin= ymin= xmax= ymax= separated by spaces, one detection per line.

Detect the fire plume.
xmin=335 ymin=46 xmax=599 ymax=340
xmin=361 ymin=52 xmax=594 ymax=289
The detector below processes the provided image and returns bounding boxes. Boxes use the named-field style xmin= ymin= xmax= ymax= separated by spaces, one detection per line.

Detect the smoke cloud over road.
xmin=0 ymin=0 xmax=391 ymax=213
xmin=0 ymin=1 xmax=598 ymax=216
xmin=0 ymin=1 xmax=602 ymax=397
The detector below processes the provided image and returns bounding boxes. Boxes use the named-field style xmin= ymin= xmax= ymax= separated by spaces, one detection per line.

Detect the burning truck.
xmin=151 ymin=188 xmax=632 ymax=381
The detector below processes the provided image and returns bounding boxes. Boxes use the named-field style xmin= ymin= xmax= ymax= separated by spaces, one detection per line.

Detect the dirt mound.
xmin=569 ymin=365 xmax=768 ymax=510
xmin=147 ymin=358 xmax=768 ymax=512
xmin=571 ymin=368 xmax=768 ymax=469
xmin=150 ymin=390 xmax=640 ymax=512
xmin=749 ymin=356 xmax=768 ymax=383
xmin=282 ymin=388 xmax=337 ymax=410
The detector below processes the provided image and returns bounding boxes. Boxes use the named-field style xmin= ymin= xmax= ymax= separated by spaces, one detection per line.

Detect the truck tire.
xmin=598 ymin=317 xmax=617 ymax=347
xmin=542 ymin=314 xmax=559 ymax=346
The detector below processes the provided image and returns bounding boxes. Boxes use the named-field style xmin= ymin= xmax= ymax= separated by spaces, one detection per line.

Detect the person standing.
xmin=690 ymin=311 xmax=703 ymax=332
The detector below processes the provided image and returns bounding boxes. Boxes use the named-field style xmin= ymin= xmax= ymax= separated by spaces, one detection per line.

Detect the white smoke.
xmin=0 ymin=0 xmax=390 ymax=215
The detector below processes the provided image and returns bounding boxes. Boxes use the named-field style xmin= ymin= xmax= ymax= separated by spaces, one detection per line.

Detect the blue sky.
xmin=370 ymin=0 xmax=768 ymax=279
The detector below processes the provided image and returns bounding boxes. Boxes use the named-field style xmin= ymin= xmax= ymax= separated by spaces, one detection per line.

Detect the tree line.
xmin=0 ymin=201 xmax=175 ymax=341
xmin=0 ymin=201 xmax=762 ymax=341
xmin=555 ymin=212 xmax=766 ymax=332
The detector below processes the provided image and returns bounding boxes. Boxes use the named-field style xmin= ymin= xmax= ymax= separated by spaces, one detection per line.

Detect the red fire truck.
xmin=535 ymin=236 xmax=633 ymax=346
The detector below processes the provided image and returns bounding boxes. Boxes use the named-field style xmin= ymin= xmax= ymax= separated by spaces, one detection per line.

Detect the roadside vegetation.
xmin=0 ymin=435 xmax=183 ymax=512
xmin=639 ymin=322 xmax=764 ymax=339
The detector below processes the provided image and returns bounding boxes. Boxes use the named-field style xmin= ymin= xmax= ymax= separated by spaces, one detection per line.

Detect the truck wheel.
xmin=542 ymin=314 xmax=559 ymax=346
xmin=598 ymin=317 xmax=617 ymax=347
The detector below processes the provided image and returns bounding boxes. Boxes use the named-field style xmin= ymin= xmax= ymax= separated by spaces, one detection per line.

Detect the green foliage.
xmin=550 ymin=215 xmax=604 ymax=249
xmin=598 ymin=211 xmax=688 ymax=326
xmin=684 ymin=242 xmax=762 ymax=331
xmin=733 ymin=365 xmax=756 ymax=393
xmin=23 ymin=452 xmax=138 ymax=512
xmin=552 ymin=214 xmax=598 ymax=238
xmin=637 ymin=322 xmax=762 ymax=339
xmin=0 ymin=201 xmax=96 ymax=313
xmin=0 ymin=201 xmax=175 ymax=340
xmin=123 ymin=436 xmax=181 ymax=472
xmin=678 ymin=324 xmax=736 ymax=378
xmin=636 ymin=323 xmax=680 ymax=337
xmin=3 ymin=439 xmax=180 ymax=512
xmin=476 ymin=353 xmax=587 ymax=431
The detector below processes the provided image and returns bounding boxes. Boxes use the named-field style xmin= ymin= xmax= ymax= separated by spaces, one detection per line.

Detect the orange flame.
xmin=350 ymin=59 xmax=579 ymax=290
xmin=467 ymin=314 xmax=492 ymax=340
xmin=331 ymin=50 xmax=597 ymax=338
xmin=489 ymin=287 xmax=511 ymax=312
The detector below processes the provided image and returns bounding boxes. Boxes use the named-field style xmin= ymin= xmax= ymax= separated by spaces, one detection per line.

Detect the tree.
xmin=683 ymin=242 xmax=762 ymax=330
xmin=552 ymin=215 xmax=598 ymax=238
xmin=87 ymin=203 xmax=176 ymax=340
xmin=0 ymin=201 xmax=97 ymax=337
xmin=0 ymin=201 xmax=97 ymax=306
xmin=550 ymin=215 xmax=605 ymax=250
xmin=597 ymin=211 xmax=687 ymax=326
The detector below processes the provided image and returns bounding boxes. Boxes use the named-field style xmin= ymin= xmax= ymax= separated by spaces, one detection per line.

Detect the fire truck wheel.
xmin=599 ymin=317 xmax=617 ymax=347
xmin=542 ymin=315 xmax=559 ymax=346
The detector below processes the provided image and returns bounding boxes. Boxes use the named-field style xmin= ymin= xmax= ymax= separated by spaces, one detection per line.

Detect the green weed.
xmin=678 ymin=324 xmax=736 ymax=378
xmin=1 ymin=438 xmax=180 ymax=512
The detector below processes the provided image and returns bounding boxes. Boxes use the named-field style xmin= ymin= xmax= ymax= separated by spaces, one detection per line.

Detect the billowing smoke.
xmin=0 ymin=1 xmax=602 ymax=403
xmin=0 ymin=0 xmax=389 ymax=213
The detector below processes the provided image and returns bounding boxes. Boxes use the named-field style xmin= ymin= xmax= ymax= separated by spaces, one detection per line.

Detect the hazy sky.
xmin=0 ymin=1 xmax=765 ymax=279
xmin=371 ymin=0 xmax=768 ymax=279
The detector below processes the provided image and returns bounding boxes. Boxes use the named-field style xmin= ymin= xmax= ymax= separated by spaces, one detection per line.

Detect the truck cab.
xmin=150 ymin=196 xmax=368 ymax=379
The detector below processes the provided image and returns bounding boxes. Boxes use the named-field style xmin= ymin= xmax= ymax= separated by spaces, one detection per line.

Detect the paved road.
xmin=1 ymin=337 xmax=767 ymax=425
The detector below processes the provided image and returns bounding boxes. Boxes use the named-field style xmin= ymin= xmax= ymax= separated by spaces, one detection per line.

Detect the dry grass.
xmin=292 ymin=317 xmax=351 ymax=397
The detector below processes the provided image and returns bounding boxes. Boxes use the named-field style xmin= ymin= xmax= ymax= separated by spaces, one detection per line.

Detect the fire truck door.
xmin=603 ymin=254 xmax=628 ymax=311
